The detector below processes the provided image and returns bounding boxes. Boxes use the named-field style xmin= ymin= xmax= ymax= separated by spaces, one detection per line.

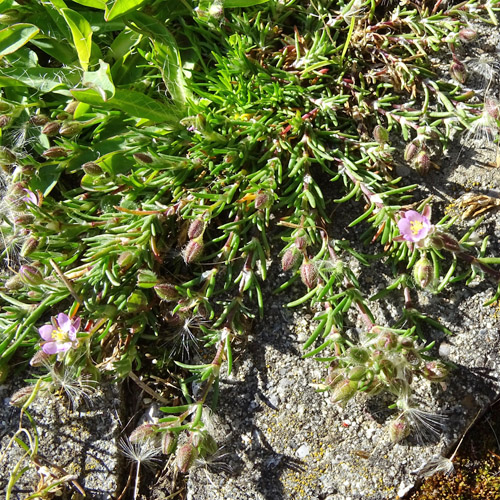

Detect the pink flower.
xmin=39 ymin=313 xmax=80 ymax=355
xmin=397 ymin=210 xmax=433 ymax=243
xmin=23 ymin=189 xmax=38 ymax=206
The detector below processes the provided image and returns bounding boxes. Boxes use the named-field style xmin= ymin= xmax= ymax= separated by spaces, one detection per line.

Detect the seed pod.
xmin=41 ymin=121 xmax=60 ymax=136
xmin=129 ymin=423 xmax=157 ymax=443
xmin=176 ymin=443 xmax=198 ymax=473
xmin=126 ymin=290 xmax=148 ymax=313
xmin=30 ymin=350 xmax=50 ymax=367
xmin=373 ymin=125 xmax=389 ymax=144
xmin=188 ymin=219 xmax=205 ymax=239
xmin=9 ymin=386 xmax=35 ymax=407
xmin=388 ymin=416 xmax=411 ymax=443
xmin=450 ymin=58 xmax=467 ymax=84
xmin=183 ymin=238 xmax=204 ymax=264
xmin=154 ymin=282 xmax=179 ymax=301
xmin=162 ymin=431 xmax=178 ymax=455
xmin=133 ymin=153 xmax=153 ymax=164
xmin=348 ymin=366 xmax=367 ymax=381
xmin=413 ymin=256 xmax=433 ymax=288
xmin=42 ymin=147 xmax=68 ymax=158
xmin=281 ymin=248 xmax=301 ymax=272
xmin=300 ymin=261 xmax=318 ymax=288
xmin=59 ymin=121 xmax=82 ymax=136
xmin=404 ymin=349 xmax=421 ymax=367
xmin=19 ymin=265 xmax=44 ymax=286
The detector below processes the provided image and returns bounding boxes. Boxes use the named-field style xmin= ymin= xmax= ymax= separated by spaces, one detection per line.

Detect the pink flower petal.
xmin=42 ymin=342 xmax=60 ymax=355
xmin=39 ymin=325 xmax=55 ymax=341
xmin=57 ymin=313 xmax=71 ymax=332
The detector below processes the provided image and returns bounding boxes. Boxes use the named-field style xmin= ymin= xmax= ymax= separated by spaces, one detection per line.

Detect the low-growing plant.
xmin=1 ymin=0 xmax=500 ymax=495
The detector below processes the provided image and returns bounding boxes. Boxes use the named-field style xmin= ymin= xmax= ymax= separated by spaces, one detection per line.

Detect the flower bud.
xmin=0 ymin=101 xmax=14 ymax=113
xmin=41 ymin=121 xmax=60 ymax=136
xmin=422 ymin=360 xmax=449 ymax=382
xmin=59 ymin=121 xmax=82 ymax=136
xmin=450 ymin=58 xmax=467 ymax=84
xmin=183 ymin=238 xmax=204 ymax=264
xmin=188 ymin=219 xmax=205 ymax=239
xmin=19 ymin=265 xmax=43 ymax=286
xmin=154 ymin=282 xmax=179 ymax=301
xmin=458 ymin=28 xmax=477 ymax=42
xmin=30 ymin=350 xmax=50 ymax=367
xmin=117 ymin=251 xmax=137 ymax=271
xmin=294 ymin=236 xmax=307 ymax=251
xmin=254 ymin=190 xmax=273 ymax=210
xmin=0 ymin=146 xmax=16 ymax=164
xmin=30 ymin=114 xmax=49 ymax=126
xmin=82 ymin=161 xmax=103 ymax=176
xmin=375 ymin=331 xmax=397 ymax=350
xmin=348 ymin=366 xmax=367 ymax=381
xmin=42 ymin=147 xmax=68 ymax=158
xmin=348 ymin=347 xmax=369 ymax=364
xmin=413 ymin=256 xmax=434 ymax=288
xmin=14 ymin=213 xmax=35 ymax=225
xmin=133 ymin=153 xmax=153 ymax=164
xmin=485 ymin=97 xmax=500 ymax=119
xmin=129 ymin=423 xmax=157 ymax=443
xmin=330 ymin=379 xmax=358 ymax=404
xmin=0 ymin=115 xmax=11 ymax=128
xmin=9 ymin=386 xmax=35 ymax=407
xmin=414 ymin=150 xmax=430 ymax=176
xmin=281 ymin=248 xmax=301 ymax=272
xmin=5 ymin=274 xmax=23 ymax=290
xmin=373 ymin=125 xmax=389 ymax=144
xmin=162 ymin=431 xmax=178 ymax=455
xmin=176 ymin=443 xmax=198 ymax=473
xmin=137 ymin=269 xmax=158 ymax=288
xmin=126 ymin=290 xmax=148 ymax=312
xmin=300 ymin=261 xmax=318 ymax=288
xmin=64 ymin=101 xmax=79 ymax=115
xmin=404 ymin=141 xmax=420 ymax=162
xmin=389 ymin=416 xmax=410 ymax=443
xmin=429 ymin=231 xmax=461 ymax=253
xmin=20 ymin=237 xmax=39 ymax=257
xmin=404 ymin=348 xmax=421 ymax=367
xmin=379 ymin=359 xmax=396 ymax=380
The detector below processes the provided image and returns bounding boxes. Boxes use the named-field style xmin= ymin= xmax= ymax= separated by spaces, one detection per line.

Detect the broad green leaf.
xmin=60 ymin=8 xmax=92 ymax=71
xmin=71 ymin=87 xmax=180 ymax=124
xmin=71 ymin=0 xmax=106 ymax=8
xmin=223 ymin=0 xmax=268 ymax=6
xmin=82 ymin=59 xmax=115 ymax=101
xmin=30 ymin=37 xmax=77 ymax=66
xmin=0 ymin=23 xmax=39 ymax=56
xmin=30 ymin=164 xmax=62 ymax=196
xmin=0 ymin=66 xmax=79 ymax=93
xmin=105 ymin=0 xmax=147 ymax=21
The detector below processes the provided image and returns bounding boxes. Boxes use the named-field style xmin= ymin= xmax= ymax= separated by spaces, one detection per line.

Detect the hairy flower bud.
xmin=0 ymin=146 xmax=16 ymax=164
xmin=9 ymin=386 xmax=35 ymax=407
xmin=414 ymin=150 xmax=430 ymax=176
xmin=154 ymin=282 xmax=179 ymax=301
xmin=404 ymin=141 xmax=420 ymax=162
xmin=375 ymin=331 xmax=397 ymax=350
xmin=348 ymin=347 xmax=370 ymax=364
xmin=429 ymin=231 xmax=461 ymax=253
xmin=300 ymin=261 xmax=318 ymax=288
xmin=413 ymin=256 xmax=434 ymax=288
xmin=0 ymin=115 xmax=11 ymax=128
xmin=176 ymin=443 xmax=198 ymax=473
xmin=450 ymin=58 xmax=467 ymax=84
xmin=117 ymin=251 xmax=137 ymax=271
xmin=373 ymin=125 xmax=389 ymax=144
xmin=389 ymin=416 xmax=410 ymax=443
xmin=137 ymin=269 xmax=158 ymax=288
xmin=30 ymin=350 xmax=50 ymax=367
xmin=294 ymin=236 xmax=307 ymax=251
xmin=82 ymin=161 xmax=103 ymax=176
xmin=64 ymin=101 xmax=79 ymax=115
xmin=183 ymin=238 xmax=204 ymax=264
xmin=281 ymin=248 xmax=301 ymax=272
xmin=59 ymin=121 xmax=82 ymax=136
xmin=41 ymin=121 xmax=60 ymax=136
xmin=422 ymin=360 xmax=449 ymax=382
xmin=348 ymin=366 xmax=367 ymax=381
xmin=330 ymin=379 xmax=358 ymax=404
xmin=458 ymin=28 xmax=477 ymax=42
xmin=254 ymin=190 xmax=273 ymax=210
xmin=485 ymin=97 xmax=500 ymax=119
xmin=20 ymin=237 xmax=39 ymax=257
xmin=30 ymin=114 xmax=50 ymax=126
xmin=5 ymin=274 xmax=23 ymax=290
xmin=188 ymin=219 xmax=205 ymax=239
xmin=19 ymin=265 xmax=43 ymax=286
xmin=129 ymin=423 xmax=157 ymax=443
xmin=162 ymin=431 xmax=178 ymax=455
xmin=42 ymin=147 xmax=68 ymax=158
